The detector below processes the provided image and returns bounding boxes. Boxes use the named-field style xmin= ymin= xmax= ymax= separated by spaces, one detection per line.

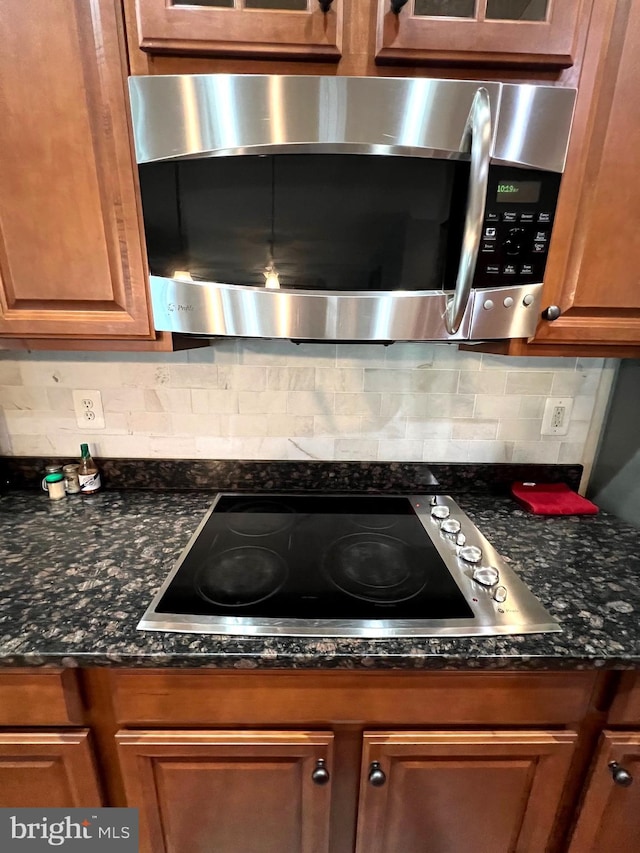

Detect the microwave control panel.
xmin=473 ymin=166 xmax=562 ymax=288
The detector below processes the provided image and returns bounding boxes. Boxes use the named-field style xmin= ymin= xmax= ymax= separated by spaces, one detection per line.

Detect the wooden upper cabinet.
xmin=568 ymin=732 xmax=640 ymax=853
xmin=132 ymin=0 xmax=343 ymax=60
xmin=356 ymin=730 xmax=577 ymax=853
xmin=376 ymin=0 xmax=587 ymax=67
xmin=0 ymin=731 xmax=102 ymax=808
xmin=532 ymin=0 xmax=640 ymax=347
xmin=0 ymin=0 xmax=152 ymax=339
xmin=117 ymin=730 xmax=334 ymax=853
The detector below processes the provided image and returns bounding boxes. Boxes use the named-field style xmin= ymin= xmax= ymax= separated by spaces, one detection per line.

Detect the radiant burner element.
xmin=196 ymin=547 xmax=287 ymax=607
xmin=225 ymin=500 xmax=294 ymax=536
xmin=325 ymin=534 xmax=425 ymax=603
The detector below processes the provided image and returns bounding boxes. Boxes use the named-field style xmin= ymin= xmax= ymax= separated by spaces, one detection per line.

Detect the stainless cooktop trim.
xmin=137 ymin=493 xmax=560 ymax=639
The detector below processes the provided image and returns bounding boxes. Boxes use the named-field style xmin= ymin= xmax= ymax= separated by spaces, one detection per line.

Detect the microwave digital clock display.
xmin=496 ymin=181 xmax=541 ymax=203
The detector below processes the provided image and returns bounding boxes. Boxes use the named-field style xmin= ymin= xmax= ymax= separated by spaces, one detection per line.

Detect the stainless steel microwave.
xmin=129 ymin=75 xmax=576 ymax=343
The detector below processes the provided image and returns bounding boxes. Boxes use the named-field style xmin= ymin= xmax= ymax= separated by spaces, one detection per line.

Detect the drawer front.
xmin=609 ymin=673 xmax=640 ymax=725
xmin=110 ymin=670 xmax=596 ymax=727
xmin=0 ymin=669 xmax=83 ymax=726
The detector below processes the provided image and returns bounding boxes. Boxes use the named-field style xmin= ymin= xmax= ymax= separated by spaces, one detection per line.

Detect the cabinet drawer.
xmin=110 ymin=670 xmax=596 ymax=726
xmin=609 ymin=673 xmax=640 ymax=725
xmin=0 ymin=669 xmax=83 ymax=726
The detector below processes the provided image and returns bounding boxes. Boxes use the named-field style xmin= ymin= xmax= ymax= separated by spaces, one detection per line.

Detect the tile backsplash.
xmin=0 ymin=342 xmax=612 ymax=466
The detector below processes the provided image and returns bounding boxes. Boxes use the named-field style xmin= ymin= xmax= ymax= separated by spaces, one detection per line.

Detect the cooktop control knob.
xmin=431 ymin=505 xmax=450 ymax=520
xmin=456 ymin=532 xmax=466 ymax=546
xmin=441 ymin=518 xmax=461 ymax=535
xmin=473 ymin=566 xmax=500 ymax=587
xmin=459 ymin=545 xmax=482 ymax=564
xmin=493 ymin=586 xmax=508 ymax=603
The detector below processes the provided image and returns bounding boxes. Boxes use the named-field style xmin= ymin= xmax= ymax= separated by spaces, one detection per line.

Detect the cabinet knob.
xmin=368 ymin=761 xmax=387 ymax=786
xmin=311 ymin=758 xmax=330 ymax=785
xmin=542 ymin=305 xmax=561 ymax=321
xmin=318 ymin=0 xmax=333 ymax=11
xmin=609 ymin=761 xmax=633 ymax=787
xmin=390 ymin=0 xmax=409 ymax=13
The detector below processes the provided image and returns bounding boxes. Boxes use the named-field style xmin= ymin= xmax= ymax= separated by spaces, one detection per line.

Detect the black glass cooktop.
xmin=155 ymin=494 xmax=473 ymax=620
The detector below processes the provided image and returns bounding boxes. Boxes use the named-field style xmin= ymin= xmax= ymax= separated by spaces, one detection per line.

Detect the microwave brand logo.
xmin=1 ymin=809 xmax=138 ymax=851
xmin=167 ymin=302 xmax=194 ymax=313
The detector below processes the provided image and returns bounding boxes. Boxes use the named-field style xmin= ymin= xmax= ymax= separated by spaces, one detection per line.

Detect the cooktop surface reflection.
xmin=138 ymin=493 xmax=561 ymax=638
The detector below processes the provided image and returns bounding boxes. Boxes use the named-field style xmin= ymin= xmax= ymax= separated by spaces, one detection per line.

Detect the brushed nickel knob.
xmin=609 ymin=761 xmax=633 ymax=787
xmin=368 ymin=761 xmax=387 ymax=786
xmin=542 ymin=305 xmax=561 ymax=321
xmin=311 ymin=758 xmax=330 ymax=785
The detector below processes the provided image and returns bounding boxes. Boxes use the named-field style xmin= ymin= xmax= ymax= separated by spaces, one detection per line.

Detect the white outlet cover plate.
xmin=541 ymin=397 xmax=573 ymax=436
xmin=72 ymin=389 xmax=105 ymax=430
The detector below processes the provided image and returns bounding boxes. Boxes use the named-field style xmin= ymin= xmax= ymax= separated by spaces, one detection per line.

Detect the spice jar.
xmin=62 ymin=463 xmax=81 ymax=495
xmin=41 ymin=464 xmax=62 ymax=492
xmin=44 ymin=472 xmax=66 ymax=501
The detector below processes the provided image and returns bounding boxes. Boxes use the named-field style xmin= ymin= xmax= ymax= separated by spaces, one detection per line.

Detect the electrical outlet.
xmin=541 ymin=397 xmax=573 ymax=436
xmin=72 ymin=390 xmax=105 ymax=430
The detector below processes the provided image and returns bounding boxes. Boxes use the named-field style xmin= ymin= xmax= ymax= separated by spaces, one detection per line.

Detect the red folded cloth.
xmin=511 ymin=482 xmax=599 ymax=515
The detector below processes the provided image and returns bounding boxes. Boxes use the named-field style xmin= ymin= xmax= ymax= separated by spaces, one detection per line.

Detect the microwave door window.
xmin=139 ymin=154 xmax=467 ymax=293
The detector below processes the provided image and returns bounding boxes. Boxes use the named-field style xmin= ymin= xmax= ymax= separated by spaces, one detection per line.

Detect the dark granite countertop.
xmin=1 ymin=486 xmax=639 ymax=671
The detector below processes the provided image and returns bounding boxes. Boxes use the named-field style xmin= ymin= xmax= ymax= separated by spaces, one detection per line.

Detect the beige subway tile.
xmin=381 ymin=394 xmax=474 ymax=419
xmin=335 ymin=393 xmax=382 ymax=416
xmin=286 ymin=437 xmax=335 ymax=460
xmin=287 ymin=391 xmax=334 ymax=415
xmin=551 ymin=370 xmax=601 ymax=396
xmin=120 ymin=363 xmax=171 ymax=387
xmin=217 ymin=365 xmax=267 ymax=391
xmin=458 ymin=371 xmax=507 ymax=395
xmin=101 ymin=388 xmax=146 ymax=413
xmin=518 ymin=396 xmax=546 ymax=419
xmin=360 ymin=416 xmax=407 ymax=439
xmin=147 ymin=436 xmax=196 ymax=458
xmin=338 ymin=344 xmax=390 ymax=367
xmin=315 ymin=368 xmax=364 ymax=392
xmin=238 ymin=391 xmax=287 ymax=415
xmin=406 ymin=419 xmax=452 ymax=440
xmin=46 ymin=388 xmax=74 ymax=412
xmin=505 ymin=372 xmax=554 ymax=396
xmin=558 ymin=442 xmax=585 ymax=463
xmin=90 ymin=435 xmax=152 ymax=458
xmin=497 ymin=419 xmax=543 ymax=441
xmin=422 ymin=439 xmax=468 ymax=462
xmin=4 ymin=411 xmax=76 ymax=436
xmin=171 ymin=412 xmax=221 ymax=436
xmin=0 ymin=361 xmax=22 ymax=385
xmin=191 ymin=389 xmax=238 ymax=415
xmin=266 ymin=367 xmax=315 ymax=390
xmin=378 ymin=439 xmax=424 ymax=461
xmin=169 ymin=364 xmax=220 ymax=389
xmin=225 ymin=414 xmax=268 ymax=437
xmin=384 ymin=343 xmax=435 ymax=368
xmin=335 ymin=439 xmax=379 ymax=460
xmin=314 ymin=415 xmax=361 ymax=436
xmin=452 ymin=420 xmax=499 ymax=440
xmin=8 ymin=435 xmax=57 ymax=456
xmin=195 ymin=436 xmax=289 ymax=459
xmin=144 ymin=388 xmax=191 ymax=413
xmin=265 ymin=415 xmax=314 ymax=437
xmin=467 ymin=440 xmax=513 ymax=462
xmin=474 ymin=396 xmax=517 ymax=419
xmin=238 ymin=340 xmax=305 ymax=365
xmin=364 ymin=369 xmax=414 ymax=393
xmin=542 ymin=420 xmax=590 ymax=444
xmin=433 ymin=345 xmax=481 ymax=370
xmin=0 ymin=387 xmax=51 ymax=411
xmin=128 ymin=412 xmax=172 ymax=435
xmin=512 ymin=442 xmax=560 ymax=464
xmin=482 ymin=355 xmax=576 ymax=371
xmin=571 ymin=395 xmax=596 ymax=422
xmin=20 ymin=360 xmax=123 ymax=388
xmin=364 ymin=368 xmax=458 ymax=393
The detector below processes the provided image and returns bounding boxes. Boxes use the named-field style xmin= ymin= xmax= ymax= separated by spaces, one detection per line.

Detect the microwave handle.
xmin=445 ymin=87 xmax=492 ymax=335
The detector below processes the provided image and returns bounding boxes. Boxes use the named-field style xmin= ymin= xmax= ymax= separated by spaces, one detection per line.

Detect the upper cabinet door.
xmin=356 ymin=730 xmax=577 ymax=853
xmin=133 ymin=0 xmax=343 ymax=60
xmin=0 ymin=0 xmax=152 ymax=339
xmin=376 ymin=0 xmax=586 ymax=66
xmin=533 ymin=0 xmax=640 ymax=346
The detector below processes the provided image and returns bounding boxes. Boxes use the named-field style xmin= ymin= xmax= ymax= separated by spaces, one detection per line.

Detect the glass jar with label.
xmin=63 ymin=463 xmax=81 ymax=495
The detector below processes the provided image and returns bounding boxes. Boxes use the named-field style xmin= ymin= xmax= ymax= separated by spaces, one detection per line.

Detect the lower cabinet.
xmin=117 ymin=730 xmax=334 ymax=853
xmin=117 ymin=727 xmax=577 ymax=853
xmin=0 ymin=731 xmax=103 ymax=808
xmin=568 ymin=732 xmax=640 ymax=853
xmin=356 ymin=731 xmax=577 ymax=853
